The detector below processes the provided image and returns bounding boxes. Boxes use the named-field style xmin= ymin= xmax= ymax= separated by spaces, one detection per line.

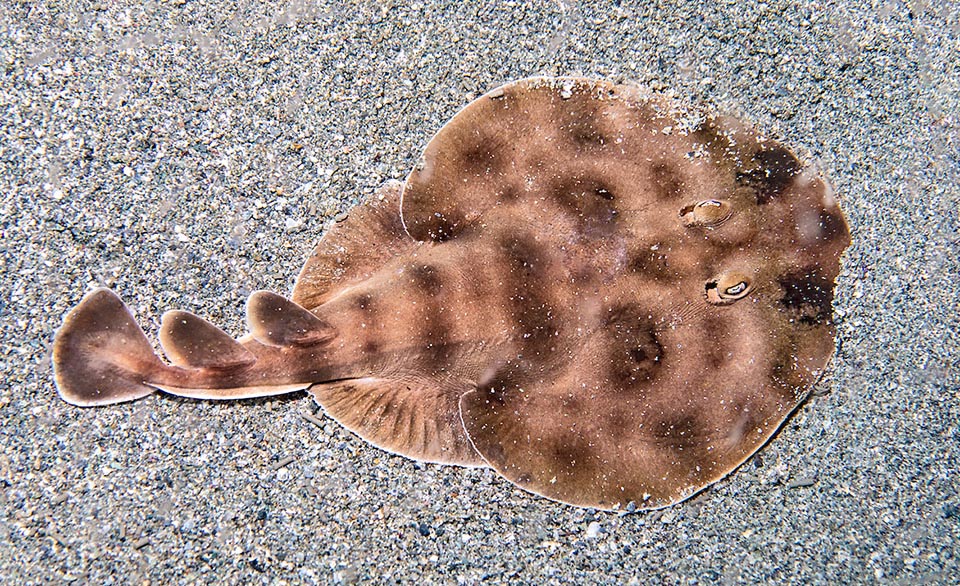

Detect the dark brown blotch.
xmin=355 ymin=292 xmax=376 ymax=315
xmin=605 ymin=305 xmax=665 ymax=388
xmin=497 ymin=235 xmax=561 ymax=355
xmin=415 ymin=210 xmax=466 ymax=243
xmin=408 ymin=263 xmax=444 ymax=297
xmin=691 ymin=117 xmax=733 ymax=153
xmin=564 ymin=107 xmax=608 ymax=148
xmin=499 ymin=184 xmax=522 ymax=202
xmin=406 ymin=268 xmax=455 ymax=371
xmin=650 ymin=162 xmax=686 ymax=201
xmin=560 ymin=394 xmax=583 ymax=416
xmin=654 ymin=412 xmax=702 ymax=451
xmin=736 ymin=145 xmax=802 ymax=204
xmin=353 ymin=293 xmax=382 ymax=355
xmin=778 ymin=270 xmax=835 ymax=326
xmin=815 ymin=208 xmax=849 ymax=243
xmin=605 ymin=410 xmax=635 ymax=439
xmin=416 ymin=311 xmax=453 ymax=372
xmin=628 ymin=245 xmax=678 ymax=282
xmin=551 ymin=434 xmax=595 ymax=474
xmin=511 ymin=291 xmax=559 ymax=355
xmin=548 ymin=175 xmax=619 ymax=234
xmin=457 ymin=132 xmax=506 ymax=176
xmin=499 ymin=234 xmax=546 ymax=279
xmin=702 ymin=315 xmax=732 ymax=370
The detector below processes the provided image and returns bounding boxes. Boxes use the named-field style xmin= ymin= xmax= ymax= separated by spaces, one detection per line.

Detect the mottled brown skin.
xmin=52 ymin=78 xmax=850 ymax=510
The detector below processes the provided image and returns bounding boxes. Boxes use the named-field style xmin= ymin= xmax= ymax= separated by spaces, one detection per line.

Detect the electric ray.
xmin=53 ymin=77 xmax=850 ymax=511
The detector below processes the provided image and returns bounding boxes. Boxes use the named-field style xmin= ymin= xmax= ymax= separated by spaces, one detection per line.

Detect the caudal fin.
xmin=53 ymin=288 xmax=164 ymax=406
xmin=53 ymin=288 xmax=337 ymax=407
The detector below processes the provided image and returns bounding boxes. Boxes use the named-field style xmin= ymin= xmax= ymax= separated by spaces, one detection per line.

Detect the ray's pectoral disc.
xmin=51 ymin=77 xmax=850 ymax=511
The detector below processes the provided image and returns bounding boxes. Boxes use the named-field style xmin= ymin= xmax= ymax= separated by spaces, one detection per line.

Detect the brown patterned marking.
xmin=650 ymin=162 xmax=687 ymax=201
xmin=605 ymin=409 xmax=635 ymax=439
xmin=560 ymin=394 xmax=583 ymax=415
xmin=499 ymin=235 xmax=561 ymax=355
xmin=548 ymin=174 xmax=619 ymax=235
xmin=769 ymin=350 xmax=800 ymax=394
xmin=415 ymin=210 xmax=467 ymax=243
xmin=564 ymin=106 xmax=608 ymax=148
xmin=816 ymin=208 xmax=849 ymax=243
xmin=702 ymin=314 xmax=732 ymax=370
xmin=778 ymin=270 xmax=835 ymax=326
xmin=354 ymin=292 xmax=376 ymax=315
xmin=499 ymin=233 xmax=546 ymax=280
xmin=737 ymin=145 xmax=803 ymax=204
xmin=457 ymin=132 xmax=507 ymax=176
xmin=408 ymin=263 xmax=444 ymax=297
xmin=510 ymin=291 xmax=559 ymax=356
xmin=415 ymin=307 xmax=454 ymax=373
xmin=551 ymin=433 xmax=596 ymax=476
xmin=351 ymin=292 xmax=382 ymax=355
xmin=691 ymin=117 xmax=734 ymax=154
xmin=402 ymin=264 xmax=456 ymax=372
xmin=361 ymin=339 xmax=381 ymax=355
xmin=499 ymin=184 xmax=522 ymax=202
xmin=628 ymin=245 xmax=678 ymax=282
xmin=654 ymin=412 xmax=703 ymax=450
xmin=605 ymin=304 xmax=665 ymax=388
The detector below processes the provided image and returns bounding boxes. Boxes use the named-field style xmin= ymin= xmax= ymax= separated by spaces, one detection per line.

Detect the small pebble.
xmin=585 ymin=521 xmax=602 ymax=539
xmin=272 ymin=455 xmax=296 ymax=470
xmin=787 ymin=476 xmax=818 ymax=489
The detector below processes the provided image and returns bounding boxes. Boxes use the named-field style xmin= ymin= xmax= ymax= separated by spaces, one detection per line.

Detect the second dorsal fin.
xmin=159 ymin=310 xmax=256 ymax=369
xmin=246 ymin=291 xmax=334 ymax=347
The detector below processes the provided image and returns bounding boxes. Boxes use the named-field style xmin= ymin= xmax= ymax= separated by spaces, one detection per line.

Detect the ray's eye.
xmin=680 ymin=199 xmax=733 ymax=227
xmin=705 ymin=272 xmax=752 ymax=305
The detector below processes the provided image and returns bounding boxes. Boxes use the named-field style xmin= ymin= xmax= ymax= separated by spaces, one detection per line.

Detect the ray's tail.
xmin=52 ymin=288 xmax=334 ymax=407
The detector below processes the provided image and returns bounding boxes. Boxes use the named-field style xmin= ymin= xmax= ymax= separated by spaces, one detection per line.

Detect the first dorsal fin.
xmin=246 ymin=291 xmax=334 ymax=347
xmin=159 ymin=310 xmax=256 ymax=369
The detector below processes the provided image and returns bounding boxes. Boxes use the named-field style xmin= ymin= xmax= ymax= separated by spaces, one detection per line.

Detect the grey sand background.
xmin=2 ymin=0 xmax=958 ymax=583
